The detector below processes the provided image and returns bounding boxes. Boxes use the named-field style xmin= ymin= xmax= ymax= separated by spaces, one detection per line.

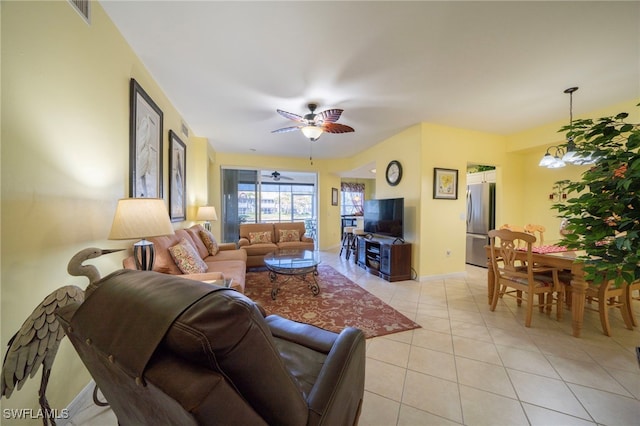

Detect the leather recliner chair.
xmin=56 ymin=270 xmax=366 ymax=425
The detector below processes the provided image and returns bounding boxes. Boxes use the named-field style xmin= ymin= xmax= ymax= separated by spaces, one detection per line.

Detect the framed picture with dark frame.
xmin=129 ymin=78 xmax=163 ymax=198
xmin=433 ymin=168 xmax=459 ymax=199
xmin=169 ymin=130 xmax=186 ymax=222
xmin=331 ymin=187 xmax=339 ymax=206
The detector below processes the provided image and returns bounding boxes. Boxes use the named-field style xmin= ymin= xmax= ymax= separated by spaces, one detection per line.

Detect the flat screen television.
xmin=364 ymin=198 xmax=404 ymax=238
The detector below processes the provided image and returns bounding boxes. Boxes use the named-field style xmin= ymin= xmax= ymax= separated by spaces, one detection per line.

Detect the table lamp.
xmin=196 ymin=206 xmax=218 ymax=231
xmin=109 ymin=198 xmax=175 ymax=271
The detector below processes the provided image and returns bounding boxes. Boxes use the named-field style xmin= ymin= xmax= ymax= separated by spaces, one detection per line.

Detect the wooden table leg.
xmin=487 ymin=254 xmax=495 ymax=305
xmin=570 ymin=263 xmax=587 ymax=337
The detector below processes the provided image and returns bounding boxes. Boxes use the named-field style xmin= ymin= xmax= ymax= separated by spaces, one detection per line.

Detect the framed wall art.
xmin=433 ymin=168 xmax=458 ymax=199
xmin=331 ymin=187 xmax=339 ymax=206
xmin=169 ymin=130 xmax=186 ymax=221
xmin=129 ymin=78 xmax=163 ymax=198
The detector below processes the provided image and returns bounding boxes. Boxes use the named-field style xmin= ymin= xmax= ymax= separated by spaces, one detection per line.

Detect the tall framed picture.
xmin=129 ymin=78 xmax=163 ymax=198
xmin=169 ymin=130 xmax=186 ymax=221
xmin=433 ymin=168 xmax=458 ymax=199
xmin=332 ymin=188 xmax=339 ymax=206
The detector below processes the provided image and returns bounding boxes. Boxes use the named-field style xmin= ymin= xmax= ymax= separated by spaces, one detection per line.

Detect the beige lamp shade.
xmin=109 ymin=198 xmax=175 ymax=240
xmin=196 ymin=206 xmax=218 ymax=221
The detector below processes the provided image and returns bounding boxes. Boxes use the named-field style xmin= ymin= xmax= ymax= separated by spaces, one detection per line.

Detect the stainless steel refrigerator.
xmin=465 ymin=182 xmax=495 ymax=267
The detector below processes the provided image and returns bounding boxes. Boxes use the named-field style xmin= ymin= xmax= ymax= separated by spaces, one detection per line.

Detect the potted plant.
xmin=552 ymin=105 xmax=640 ymax=286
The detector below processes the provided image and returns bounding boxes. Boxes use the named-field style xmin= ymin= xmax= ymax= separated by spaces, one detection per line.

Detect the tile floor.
xmin=65 ymin=250 xmax=640 ymax=425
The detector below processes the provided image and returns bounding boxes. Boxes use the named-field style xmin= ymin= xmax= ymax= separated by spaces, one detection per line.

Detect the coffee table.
xmin=264 ymin=249 xmax=321 ymax=300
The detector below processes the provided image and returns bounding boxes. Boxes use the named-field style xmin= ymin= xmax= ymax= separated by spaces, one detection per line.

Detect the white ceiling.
xmin=100 ymin=1 xmax=639 ymax=164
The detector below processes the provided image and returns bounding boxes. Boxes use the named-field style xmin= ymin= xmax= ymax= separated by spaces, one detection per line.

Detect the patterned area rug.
xmin=244 ymin=264 xmax=421 ymax=338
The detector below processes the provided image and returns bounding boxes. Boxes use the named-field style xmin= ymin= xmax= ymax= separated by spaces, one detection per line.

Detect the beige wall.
xmin=418 ymin=124 xmax=509 ymax=277
xmin=1 ymin=1 xmax=209 ymax=416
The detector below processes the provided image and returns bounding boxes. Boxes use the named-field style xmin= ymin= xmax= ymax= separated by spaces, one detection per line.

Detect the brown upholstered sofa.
xmin=57 ymin=270 xmax=366 ymax=425
xmin=238 ymin=222 xmax=315 ymax=267
xmin=123 ymin=224 xmax=247 ymax=292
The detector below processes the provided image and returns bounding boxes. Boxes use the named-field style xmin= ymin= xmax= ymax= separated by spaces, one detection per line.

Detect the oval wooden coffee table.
xmin=264 ymin=249 xmax=321 ymax=300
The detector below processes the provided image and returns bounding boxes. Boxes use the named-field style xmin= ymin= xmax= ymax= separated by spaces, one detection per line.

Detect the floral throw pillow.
xmin=199 ymin=229 xmax=219 ymax=256
xmin=168 ymin=238 xmax=207 ymax=274
xmin=279 ymin=229 xmax=300 ymax=243
xmin=248 ymin=231 xmax=272 ymax=244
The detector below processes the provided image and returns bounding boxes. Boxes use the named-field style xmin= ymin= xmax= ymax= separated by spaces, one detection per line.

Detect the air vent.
xmin=69 ymin=0 xmax=90 ymax=24
xmin=181 ymin=121 xmax=189 ymax=138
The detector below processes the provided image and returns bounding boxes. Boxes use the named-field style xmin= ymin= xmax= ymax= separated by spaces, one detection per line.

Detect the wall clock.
xmin=385 ymin=160 xmax=403 ymax=186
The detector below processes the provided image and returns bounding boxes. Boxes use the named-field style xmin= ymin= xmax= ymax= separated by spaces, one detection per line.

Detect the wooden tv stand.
xmin=356 ymin=236 xmax=411 ymax=282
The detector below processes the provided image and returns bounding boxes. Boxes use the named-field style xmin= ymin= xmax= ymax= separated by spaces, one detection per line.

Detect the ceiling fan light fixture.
xmin=301 ymin=125 xmax=323 ymax=141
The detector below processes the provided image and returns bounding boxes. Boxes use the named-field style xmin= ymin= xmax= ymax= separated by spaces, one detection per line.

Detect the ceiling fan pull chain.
xmin=309 ymin=143 xmax=313 ymax=165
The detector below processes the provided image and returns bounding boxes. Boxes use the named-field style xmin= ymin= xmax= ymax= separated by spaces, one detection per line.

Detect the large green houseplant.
xmin=552 ymin=105 xmax=640 ymax=286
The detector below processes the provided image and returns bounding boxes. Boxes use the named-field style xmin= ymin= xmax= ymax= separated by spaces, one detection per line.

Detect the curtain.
xmin=341 ymin=182 xmax=365 ymax=215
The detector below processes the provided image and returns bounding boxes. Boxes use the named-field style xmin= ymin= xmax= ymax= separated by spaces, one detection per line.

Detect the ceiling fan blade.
xmin=280 ymin=176 xmax=294 ymax=180
xmin=276 ymin=109 xmax=304 ymax=122
xmin=316 ymin=109 xmax=343 ymax=123
xmin=321 ymin=122 xmax=355 ymax=134
xmin=271 ymin=126 xmax=302 ymax=134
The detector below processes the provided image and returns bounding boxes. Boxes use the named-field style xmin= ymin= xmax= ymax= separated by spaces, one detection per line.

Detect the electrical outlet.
xmin=446 ymin=249 xmax=452 ymax=257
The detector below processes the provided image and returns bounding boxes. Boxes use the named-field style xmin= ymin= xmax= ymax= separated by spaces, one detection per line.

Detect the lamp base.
xmin=133 ymin=239 xmax=155 ymax=271
xmin=204 ymin=221 xmax=212 ymax=232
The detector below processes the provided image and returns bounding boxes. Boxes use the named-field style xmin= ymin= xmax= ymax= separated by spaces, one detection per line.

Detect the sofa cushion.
xmin=273 ymin=222 xmax=307 ymax=241
xmin=241 ymin=243 xmax=278 ymax=257
xmin=147 ymin=234 xmax=183 ymax=275
xmin=199 ymin=229 xmax=220 ymax=256
xmin=249 ymin=231 xmax=272 ymax=244
xmin=239 ymin=223 xmax=275 ymax=242
xmin=206 ymin=249 xmax=247 ymax=263
xmin=278 ymin=229 xmax=300 ymax=243
xmin=201 ymin=260 xmax=246 ymax=292
xmin=277 ymin=241 xmax=315 ymax=251
xmin=183 ymin=225 xmax=210 ymax=259
xmin=169 ymin=238 xmax=208 ymax=274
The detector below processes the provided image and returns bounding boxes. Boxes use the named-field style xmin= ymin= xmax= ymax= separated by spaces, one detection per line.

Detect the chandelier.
xmin=539 ymin=87 xmax=596 ymax=168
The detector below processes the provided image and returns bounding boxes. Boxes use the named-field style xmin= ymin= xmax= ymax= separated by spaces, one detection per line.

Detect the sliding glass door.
xmin=221 ymin=169 xmax=258 ymax=243
xmin=221 ymin=168 xmax=317 ymax=243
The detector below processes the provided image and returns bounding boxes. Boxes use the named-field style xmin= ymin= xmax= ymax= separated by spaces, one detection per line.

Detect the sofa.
xmin=238 ymin=222 xmax=315 ymax=267
xmin=57 ymin=269 xmax=366 ymax=425
xmin=123 ymin=224 xmax=247 ymax=292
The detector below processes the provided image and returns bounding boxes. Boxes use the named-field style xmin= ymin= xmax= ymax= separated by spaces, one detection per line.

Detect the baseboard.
xmin=418 ymin=271 xmax=467 ymax=282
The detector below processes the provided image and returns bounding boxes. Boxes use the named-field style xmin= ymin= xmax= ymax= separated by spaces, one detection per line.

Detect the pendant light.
xmin=539 ymin=86 xmax=595 ymax=168
xmin=560 ymin=87 xmax=579 ymax=163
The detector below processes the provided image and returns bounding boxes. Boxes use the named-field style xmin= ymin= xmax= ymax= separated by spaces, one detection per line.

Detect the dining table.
xmin=485 ymin=246 xmax=589 ymax=338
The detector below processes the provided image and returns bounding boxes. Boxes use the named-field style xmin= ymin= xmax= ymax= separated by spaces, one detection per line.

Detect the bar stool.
xmin=350 ymin=228 xmax=366 ymax=261
xmin=340 ymin=226 xmax=356 ymax=259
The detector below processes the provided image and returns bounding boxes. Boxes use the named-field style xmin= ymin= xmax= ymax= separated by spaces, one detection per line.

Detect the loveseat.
xmin=238 ymin=222 xmax=315 ymax=267
xmin=123 ymin=224 xmax=247 ymax=292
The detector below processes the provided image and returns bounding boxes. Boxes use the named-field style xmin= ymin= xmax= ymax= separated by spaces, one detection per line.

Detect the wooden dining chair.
xmin=499 ymin=224 xmax=526 ymax=232
xmin=488 ymin=229 xmax=565 ymax=327
xmin=524 ymin=224 xmax=546 ymax=247
xmin=575 ymin=278 xmax=634 ymax=336
xmin=499 ymin=224 xmax=526 ymax=249
xmin=624 ymin=280 xmax=640 ymax=327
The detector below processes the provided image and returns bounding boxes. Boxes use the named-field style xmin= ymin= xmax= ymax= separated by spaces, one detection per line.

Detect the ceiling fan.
xmin=261 ymin=171 xmax=293 ymax=181
xmin=271 ymin=103 xmax=355 ymax=141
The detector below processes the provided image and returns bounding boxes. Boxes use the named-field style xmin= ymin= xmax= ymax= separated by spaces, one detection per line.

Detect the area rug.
xmin=244 ymin=264 xmax=420 ymax=338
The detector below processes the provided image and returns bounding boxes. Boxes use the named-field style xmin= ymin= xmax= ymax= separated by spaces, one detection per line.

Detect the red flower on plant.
xmin=613 ymin=163 xmax=627 ymax=178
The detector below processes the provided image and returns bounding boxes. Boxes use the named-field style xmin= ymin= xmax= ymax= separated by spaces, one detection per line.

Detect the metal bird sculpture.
xmin=1 ymin=248 xmax=120 ymax=425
